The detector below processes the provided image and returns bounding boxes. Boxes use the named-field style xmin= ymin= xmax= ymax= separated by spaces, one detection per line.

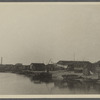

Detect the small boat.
xmin=62 ymin=74 xmax=83 ymax=82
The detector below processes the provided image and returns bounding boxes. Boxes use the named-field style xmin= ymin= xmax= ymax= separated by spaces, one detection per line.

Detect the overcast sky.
xmin=0 ymin=3 xmax=100 ymax=64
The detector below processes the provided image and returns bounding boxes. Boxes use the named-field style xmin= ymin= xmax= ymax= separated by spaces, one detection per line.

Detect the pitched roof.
xmin=30 ymin=63 xmax=45 ymax=67
xmin=57 ymin=60 xmax=91 ymax=65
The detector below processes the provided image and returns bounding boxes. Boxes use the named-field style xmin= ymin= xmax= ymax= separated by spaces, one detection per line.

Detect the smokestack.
xmin=1 ymin=57 xmax=3 ymax=65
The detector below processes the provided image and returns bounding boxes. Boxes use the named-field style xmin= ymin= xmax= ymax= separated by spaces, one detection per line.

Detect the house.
xmin=56 ymin=61 xmax=92 ymax=75
xmin=30 ymin=63 xmax=45 ymax=71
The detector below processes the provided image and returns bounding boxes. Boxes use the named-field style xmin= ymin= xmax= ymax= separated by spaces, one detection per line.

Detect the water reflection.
xmin=29 ymin=75 xmax=100 ymax=94
xmin=1 ymin=73 xmax=100 ymax=94
xmin=53 ymin=79 xmax=100 ymax=94
xmin=29 ymin=76 xmax=53 ymax=84
xmin=93 ymin=82 xmax=100 ymax=93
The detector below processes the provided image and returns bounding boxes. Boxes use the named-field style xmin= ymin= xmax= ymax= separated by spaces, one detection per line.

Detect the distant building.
xmin=14 ymin=63 xmax=23 ymax=71
xmin=56 ymin=60 xmax=91 ymax=75
xmin=30 ymin=63 xmax=45 ymax=71
xmin=0 ymin=64 xmax=14 ymax=71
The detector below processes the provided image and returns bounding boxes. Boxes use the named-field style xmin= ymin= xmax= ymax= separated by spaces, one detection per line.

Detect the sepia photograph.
xmin=0 ymin=2 xmax=100 ymax=97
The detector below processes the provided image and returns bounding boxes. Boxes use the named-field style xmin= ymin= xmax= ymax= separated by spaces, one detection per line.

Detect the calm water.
xmin=0 ymin=73 xmax=100 ymax=94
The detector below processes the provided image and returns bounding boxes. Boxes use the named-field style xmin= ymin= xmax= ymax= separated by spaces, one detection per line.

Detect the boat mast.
xmin=74 ymin=53 xmax=75 ymax=61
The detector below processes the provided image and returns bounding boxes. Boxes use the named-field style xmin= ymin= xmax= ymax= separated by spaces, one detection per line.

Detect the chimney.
xmin=1 ymin=57 xmax=3 ymax=65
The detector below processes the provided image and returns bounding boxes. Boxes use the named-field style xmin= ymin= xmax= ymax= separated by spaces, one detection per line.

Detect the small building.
xmin=30 ymin=63 xmax=45 ymax=71
xmin=14 ymin=63 xmax=23 ymax=71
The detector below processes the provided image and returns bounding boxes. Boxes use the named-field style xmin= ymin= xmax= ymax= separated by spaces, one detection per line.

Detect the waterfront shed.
xmin=30 ymin=63 xmax=45 ymax=71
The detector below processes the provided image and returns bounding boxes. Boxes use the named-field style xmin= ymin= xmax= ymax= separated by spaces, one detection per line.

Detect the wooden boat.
xmin=62 ymin=74 xmax=98 ymax=83
xmin=62 ymin=74 xmax=83 ymax=81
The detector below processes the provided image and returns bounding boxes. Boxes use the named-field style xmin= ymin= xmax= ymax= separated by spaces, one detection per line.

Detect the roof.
xmin=57 ymin=61 xmax=91 ymax=65
xmin=30 ymin=63 xmax=45 ymax=67
xmin=46 ymin=64 xmax=55 ymax=67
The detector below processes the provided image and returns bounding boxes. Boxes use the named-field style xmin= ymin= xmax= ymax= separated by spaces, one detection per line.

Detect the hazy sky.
xmin=0 ymin=3 xmax=100 ymax=64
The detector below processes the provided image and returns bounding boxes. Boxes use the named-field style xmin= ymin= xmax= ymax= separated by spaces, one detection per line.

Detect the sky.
xmin=0 ymin=3 xmax=100 ymax=65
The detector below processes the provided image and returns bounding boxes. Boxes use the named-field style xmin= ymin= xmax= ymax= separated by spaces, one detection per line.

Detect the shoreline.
xmin=0 ymin=70 xmax=99 ymax=82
